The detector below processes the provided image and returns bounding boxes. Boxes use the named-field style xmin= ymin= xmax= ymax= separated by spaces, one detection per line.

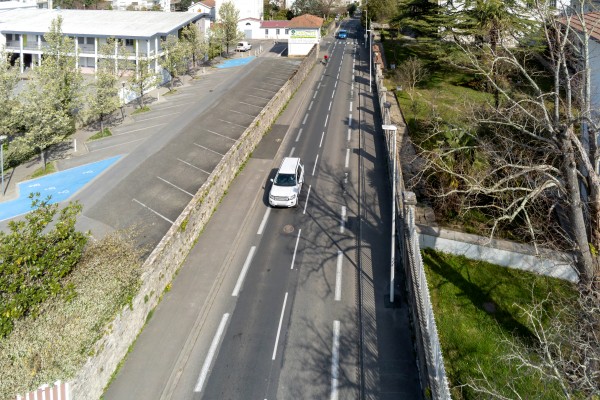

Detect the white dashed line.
xmin=331 ymin=320 xmax=340 ymax=400
xmin=290 ymin=229 xmax=302 ymax=269
xmin=194 ymin=313 xmax=230 ymax=393
xmin=272 ymin=292 xmax=289 ymax=360
xmin=257 ymin=207 xmax=271 ymax=235
xmin=319 ymin=132 xmax=325 ymax=148
xmin=232 ymin=246 xmax=257 ymax=296
xmin=312 ymin=155 xmax=319 ymax=176
xmin=303 ymin=185 xmax=311 ymax=214
xmin=296 ymin=128 xmax=303 ymax=142
xmin=340 ymin=206 xmax=346 ymax=233
xmin=335 ymin=251 xmax=343 ymax=301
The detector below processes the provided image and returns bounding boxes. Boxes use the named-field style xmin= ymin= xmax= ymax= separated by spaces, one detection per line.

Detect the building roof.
xmin=561 ymin=12 xmax=600 ymax=42
xmin=199 ymin=0 xmax=214 ymax=8
xmin=260 ymin=20 xmax=289 ymax=29
xmin=0 ymin=1 xmax=37 ymax=10
xmin=288 ymin=13 xmax=322 ymax=29
xmin=0 ymin=9 xmax=204 ymax=38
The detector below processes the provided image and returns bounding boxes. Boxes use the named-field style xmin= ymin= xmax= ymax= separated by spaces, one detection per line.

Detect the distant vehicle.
xmin=269 ymin=157 xmax=304 ymax=207
xmin=236 ymin=41 xmax=252 ymax=52
xmin=338 ymin=30 xmax=348 ymax=39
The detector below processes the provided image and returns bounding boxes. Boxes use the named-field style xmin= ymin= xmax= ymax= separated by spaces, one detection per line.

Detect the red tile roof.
xmin=288 ymin=14 xmax=323 ymax=29
xmin=560 ymin=11 xmax=600 ymax=42
xmin=200 ymin=0 xmax=215 ymax=8
xmin=261 ymin=20 xmax=290 ymax=28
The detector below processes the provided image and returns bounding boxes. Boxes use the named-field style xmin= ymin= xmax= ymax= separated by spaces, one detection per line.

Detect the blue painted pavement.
xmin=217 ymin=56 xmax=255 ymax=69
xmin=0 ymin=155 xmax=122 ymax=221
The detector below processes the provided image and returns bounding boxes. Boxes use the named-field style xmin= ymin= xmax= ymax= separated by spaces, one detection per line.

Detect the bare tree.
xmin=418 ymin=1 xmax=600 ymax=285
xmin=395 ymin=56 xmax=427 ymax=103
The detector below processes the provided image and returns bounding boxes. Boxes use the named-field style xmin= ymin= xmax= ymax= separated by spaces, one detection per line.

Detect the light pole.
xmin=363 ymin=13 xmax=372 ymax=93
xmin=0 ymin=135 xmax=6 ymax=196
xmin=382 ymin=124 xmax=397 ymax=302
xmin=120 ymin=82 xmax=126 ymax=120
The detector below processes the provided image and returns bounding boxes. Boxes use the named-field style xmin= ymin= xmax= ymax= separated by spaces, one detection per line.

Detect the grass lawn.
xmin=30 ymin=162 xmax=56 ymax=178
xmin=423 ymin=248 xmax=578 ymax=399
xmin=132 ymin=105 xmax=150 ymax=115
xmin=87 ymin=128 xmax=112 ymax=141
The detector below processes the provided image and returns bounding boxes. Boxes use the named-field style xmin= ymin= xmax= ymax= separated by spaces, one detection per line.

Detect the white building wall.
xmin=215 ymin=0 xmax=262 ymax=21
xmin=590 ymin=38 xmax=600 ymax=112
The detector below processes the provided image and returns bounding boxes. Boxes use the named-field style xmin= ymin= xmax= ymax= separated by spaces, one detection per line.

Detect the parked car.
xmin=236 ymin=41 xmax=252 ymax=52
xmin=338 ymin=30 xmax=348 ymax=39
xmin=269 ymin=157 xmax=304 ymax=207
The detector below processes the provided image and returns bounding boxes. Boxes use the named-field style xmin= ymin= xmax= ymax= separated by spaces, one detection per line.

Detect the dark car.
xmin=338 ymin=30 xmax=348 ymax=39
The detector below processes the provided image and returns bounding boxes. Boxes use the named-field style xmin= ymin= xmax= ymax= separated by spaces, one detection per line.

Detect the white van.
xmin=236 ymin=41 xmax=252 ymax=52
xmin=269 ymin=157 xmax=304 ymax=207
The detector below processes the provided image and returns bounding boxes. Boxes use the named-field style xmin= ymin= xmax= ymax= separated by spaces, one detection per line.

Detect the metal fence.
xmin=373 ymin=45 xmax=452 ymax=399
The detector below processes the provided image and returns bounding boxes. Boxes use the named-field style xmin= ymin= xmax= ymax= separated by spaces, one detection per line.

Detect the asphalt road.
xmin=105 ymin=18 xmax=421 ymax=400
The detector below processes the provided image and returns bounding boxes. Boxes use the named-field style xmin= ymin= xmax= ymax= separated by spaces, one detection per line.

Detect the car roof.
xmin=278 ymin=157 xmax=301 ymax=174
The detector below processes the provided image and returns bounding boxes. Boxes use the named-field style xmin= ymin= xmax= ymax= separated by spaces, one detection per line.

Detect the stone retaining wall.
xmin=69 ymin=46 xmax=318 ymax=399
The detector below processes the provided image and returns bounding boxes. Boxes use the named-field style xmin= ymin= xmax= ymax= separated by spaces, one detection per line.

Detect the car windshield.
xmin=274 ymin=173 xmax=296 ymax=187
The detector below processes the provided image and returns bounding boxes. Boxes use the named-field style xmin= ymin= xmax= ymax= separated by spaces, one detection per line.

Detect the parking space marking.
xmin=205 ymin=129 xmax=239 ymax=142
xmin=157 ymin=176 xmax=194 ymax=197
xmin=90 ymin=137 xmax=145 ymax=152
xmin=194 ymin=143 xmax=225 ymax=157
xmin=177 ymin=158 xmax=211 ymax=175
xmin=116 ymin=123 xmax=168 ymax=136
xmin=239 ymin=101 xmax=264 ymax=109
xmin=229 ymin=109 xmax=256 ymax=118
xmin=254 ymin=87 xmax=276 ymax=94
xmin=217 ymin=119 xmax=247 ymax=129
xmin=248 ymin=94 xmax=271 ymax=101
xmin=132 ymin=198 xmax=173 ymax=224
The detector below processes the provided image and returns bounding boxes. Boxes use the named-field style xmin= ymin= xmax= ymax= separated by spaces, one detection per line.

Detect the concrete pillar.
xmin=19 ymin=34 xmax=23 ymax=73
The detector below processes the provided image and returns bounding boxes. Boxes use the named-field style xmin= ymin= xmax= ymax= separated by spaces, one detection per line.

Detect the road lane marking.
xmin=194 ymin=313 xmax=230 ymax=392
xmin=303 ymin=113 xmax=309 ymax=125
xmin=313 ymin=91 xmax=317 ymax=99
xmin=331 ymin=91 xmax=335 ymax=99
xmin=232 ymin=246 xmax=257 ymax=296
xmin=324 ymin=115 xmax=329 ymax=127
xmin=135 ymin=112 xmax=181 ymax=122
xmin=296 ymin=128 xmax=303 ymax=142
xmin=272 ymin=292 xmax=289 ymax=360
xmin=194 ymin=143 xmax=225 ymax=157
xmin=349 ymin=102 xmax=353 ymax=112
xmin=317 ymin=82 xmax=322 ymax=90
xmin=329 ymin=101 xmax=332 ymax=111
xmin=319 ymin=131 xmax=325 ymax=148
xmin=290 ymin=229 xmax=302 ymax=269
xmin=90 ymin=137 xmax=145 ymax=152
xmin=312 ymin=155 xmax=319 ymax=176
xmin=132 ymin=198 xmax=173 ymax=224
xmin=348 ymin=113 xmax=352 ymax=126
xmin=340 ymin=206 xmax=346 ymax=233
xmin=331 ymin=320 xmax=340 ymax=400
xmin=157 ymin=176 xmax=194 ymax=197
xmin=116 ymin=123 xmax=168 ymax=136
xmin=345 ymin=148 xmax=350 ymax=168
xmin=309 ymin=100 xmax=314 ymax=110
xmin=177 ymin=158 xmax=210 ymax=175
xmin=347 ymin=128 xmax=351 ymax=142
xmin=257 ymin=207 xmax=271 ymax=235
xmin=335 ymin=81 xmax=338 ymax=89
xmin=303 ymin=185 xmax=311 ymax=215
xmin=289 ymin=147 xmax=295 ymax=157
xmin=335 ymin=252 xmax=343 ymax=301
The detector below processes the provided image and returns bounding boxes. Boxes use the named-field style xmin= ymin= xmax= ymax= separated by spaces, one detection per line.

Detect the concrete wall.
xmin=69 ymin=45 xmax=318 ymax=400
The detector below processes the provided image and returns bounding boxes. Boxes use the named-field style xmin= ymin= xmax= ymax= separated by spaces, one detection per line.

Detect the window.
xmin=87 ymin=37 xmax=94 ymax=45
xmin=246 ymin=22 xmax=251 ymax=26
xmin=125 ymin=38 xmax=134 ymax=46
xmin=276 ymin=28 xmax=280 ymax=35
xmin=265 ymin=29 xmax=269 ymax=35
xmin=7 ymin=33 xmax=20 ymax=41
xmin=285 ymin=29 xmax=289 ymax=35
xmin=78 ymin=37 xmax=85 ymax=44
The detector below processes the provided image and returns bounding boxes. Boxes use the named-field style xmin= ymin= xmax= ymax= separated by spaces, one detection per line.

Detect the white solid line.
xmin=157 ymin=176 xmax=194 ymax=197
xmin=296 ymin=128 xmax=303 ymax=142
xmin=331 ymin=320 xmax=340 ymax=400
xmin=312 ymin=155 xmax=319 ymax=176
xmin=194 ymin=313 xmax=230 ymax=392
xmin=345 ymin=148 xmax=350 ymax=168
xmin=177 ymin=158 xmax=210 ymax=175
xmin=135 ymin=112 xmax=181 ymax=123
xmin=303 ymin=113 xmax=309 ymax=125
xmin=229 ymin=109 xmax=255 ymax=118
xmin=289 ymin=147 xmax=295 ymax=157
xmin=319 ymin=131 xmax=325 ymax=148
xmin=290 ymin=229 xmax=302 ymax=269
xmin=116 ymin=123 xmax=167 ymax=136
xmin=308 ymin=100 xmax=314 ymax=110
xmin=329 ymin=101 xmax=332 ymax=111
xmin=341 ymin=206 xmax=346 ymax=233
xmin=240 ymin=101 xmax=263 ymax=108
xmin=324 ymin=115 xmax=329 ymax=127
xmin=232 ymin=246 xmax=257 ymax=296
xmin=272 ymin=292 xmax=289 ymax=360
xmin=257 ymin=207 xmax=271 ymax=235
xmin=194 ymin=143 xmax=225 ymax=157
xmin=335 ymin=251 xmax=343 ymax=301
xmin=347 ymin=129 xmax=351 ymax=142
xmin=132 ymin=198 xmax=173 ymax=224
xmin=303 ymin=185 xmax=311 ymax=214
xmin=90 ymin=137 xmax=144 ymax=152
xmin=218 ymin=119 xmax=247 ymax=129
xmin=204 ymin=129 xmax=238 ymax=142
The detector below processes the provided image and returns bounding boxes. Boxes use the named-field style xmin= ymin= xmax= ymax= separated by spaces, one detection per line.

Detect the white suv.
xmin=269 ymin=157 xmax=304 ymax=207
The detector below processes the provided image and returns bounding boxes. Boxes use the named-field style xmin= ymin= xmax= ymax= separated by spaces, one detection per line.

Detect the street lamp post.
xmin=120 ymin=82 xmax=126 ymax=120
xmin=382 ymin=124 xmax=397 ymax=302
xmin=0 ymin=135 xmax=6 ymax=196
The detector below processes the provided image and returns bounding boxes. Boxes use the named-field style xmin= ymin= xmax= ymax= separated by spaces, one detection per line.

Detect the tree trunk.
xmin=562 ymin=129 xmax=595 ymax=285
